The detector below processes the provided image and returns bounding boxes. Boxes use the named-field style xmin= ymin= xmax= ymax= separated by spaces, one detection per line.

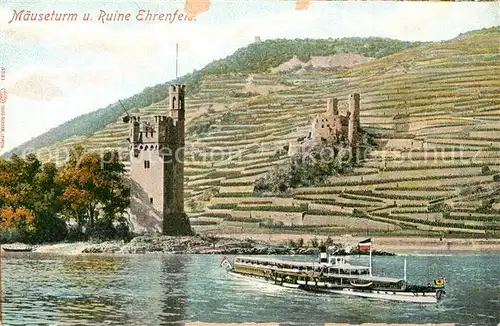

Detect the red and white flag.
xmin=358 ymin=238 xmax=372 ymax=251
xmin=220 ymin=256 xmax=229 ymax=267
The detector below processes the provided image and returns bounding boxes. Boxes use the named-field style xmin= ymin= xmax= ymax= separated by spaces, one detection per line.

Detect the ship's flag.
xmin=358 ymin=238 xmax=372 ymax=251
xmin=220 ymin=256 xmax=229 ymax=267
xmin=434 ymin=278 xmax=446 ymax=286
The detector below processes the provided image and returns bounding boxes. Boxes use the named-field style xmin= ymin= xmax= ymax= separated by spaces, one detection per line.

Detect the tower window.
xmin=144 ymin=160 xmax=151 ymax=169
xmin=150 ymin=197 xmax=153 ymax=204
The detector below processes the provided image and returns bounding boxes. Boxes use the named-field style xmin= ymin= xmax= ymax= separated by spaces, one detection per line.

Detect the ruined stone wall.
xmin=310 ymin=110 xmax=349 ymax=145
xmin=326 ymin=97 xmax=338 ymax=116
xmin=289 ymin=93 xmax=361 ymax=156
xmin=348 ymin=93 xmax=360 ymax=145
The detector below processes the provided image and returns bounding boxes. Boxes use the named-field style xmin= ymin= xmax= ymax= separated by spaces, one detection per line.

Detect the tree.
xmin=0 ymin=206 xmax=35 ymax=231
xmin=30 ymin=162 xmax=67 ymax=242
xmin=0 ymin=153 xmax=69 ymax=242
xmin=57 ymin=146 xmax=130 ymax=239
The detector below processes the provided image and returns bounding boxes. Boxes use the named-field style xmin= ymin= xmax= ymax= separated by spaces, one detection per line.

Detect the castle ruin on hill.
xmin=126 ymin=84 xmax=192 ymax=236
xmin=288 ymin=93 xmax=361 ymax=156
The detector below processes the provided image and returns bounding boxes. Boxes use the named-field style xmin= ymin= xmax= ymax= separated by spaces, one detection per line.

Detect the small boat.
xmin=2 ymin=246 xmax=33 ymax=252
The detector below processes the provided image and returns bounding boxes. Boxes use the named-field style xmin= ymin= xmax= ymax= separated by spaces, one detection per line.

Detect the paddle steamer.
xmin=221 ymin=245 xmax=446 ymax=304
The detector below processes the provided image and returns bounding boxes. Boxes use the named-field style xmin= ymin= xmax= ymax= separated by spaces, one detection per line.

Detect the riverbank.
xmin=26 ymin=236 xmax=319 ymax=255
xmin=3 ymin=233 xmax=500 ymax=255
xmin=213 ymin=233 xmax=500 ymax=253
xmin=29 ymin=236 xmax=392 ymax=255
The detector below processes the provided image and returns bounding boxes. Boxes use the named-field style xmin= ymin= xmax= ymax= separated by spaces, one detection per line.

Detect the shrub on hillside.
xmin=204 ymin=38 xmax=425 ymax=74
xmin=309 ymin=237 xmax=319 ymax=247
xmin=33 ymin=215 xmax=68 ymax=243
xmin=259 ymin=219 xmax=285 ymax=228
xmin=187 ymin=114 xmax=216 ymax=135
xmin=66 ymin=225 xmax=87 ymax=242
xmin=0 ymin=228 xmax=25 ymax=244
xmin=87 ymin=219 xmax=133 ymax=242
xmin=254 ymin=147 xmax=352 ymax=194
xmin=231 ymin=91 xmax=259 ymax=98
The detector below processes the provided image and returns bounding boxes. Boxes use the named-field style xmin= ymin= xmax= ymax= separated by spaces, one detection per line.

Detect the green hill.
xmin=5 ymin=37 xmax=423 ymax=157
xmin=203 ymin=37 xmax=425 ymax=74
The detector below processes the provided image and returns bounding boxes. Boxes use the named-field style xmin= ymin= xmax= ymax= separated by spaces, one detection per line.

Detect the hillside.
xmin=15 ymin=27 xmax=500 ymax=237
xmin=5 ymin=37 xmax=423 ymax=157
xmin=202 ymin=37 xmax=424 ymax=74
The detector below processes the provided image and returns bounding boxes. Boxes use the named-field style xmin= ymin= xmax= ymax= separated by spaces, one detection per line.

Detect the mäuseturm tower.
xmin=126 ymin=84 xmax=192 ymax=236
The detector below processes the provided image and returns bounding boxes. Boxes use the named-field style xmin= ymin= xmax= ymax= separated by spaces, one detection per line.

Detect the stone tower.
xmin=127 ymin=84 xmax=192 ymax=236
xmin=326 ymin=97 xmax=339 ymax=116
xmin=348 ymin=93 xmax=360 ymax=145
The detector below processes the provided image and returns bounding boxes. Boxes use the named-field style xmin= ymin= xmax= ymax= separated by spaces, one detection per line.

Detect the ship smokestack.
xmin=319 ymin=245 xmax=328 ymax=264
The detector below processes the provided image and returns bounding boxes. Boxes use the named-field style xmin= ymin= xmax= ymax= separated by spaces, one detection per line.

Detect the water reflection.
xmin=2 ymin=253 xmax=500 ymax=325
xmin=160 ymin=255 xmax=190 ymax=325
xmin=52 ymin=255 xmax=126 ymax=325
xmin=61 ymin=255 xmax=122 ymax=286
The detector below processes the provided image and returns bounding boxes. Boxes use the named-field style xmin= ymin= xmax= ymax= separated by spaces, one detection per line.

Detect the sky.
xmin=0 ymin=0 xmax=498 ymax=154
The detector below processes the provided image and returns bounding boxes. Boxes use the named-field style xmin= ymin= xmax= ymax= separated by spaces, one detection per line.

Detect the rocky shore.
xmin=20 ymin=235 xmax=395 ymax=255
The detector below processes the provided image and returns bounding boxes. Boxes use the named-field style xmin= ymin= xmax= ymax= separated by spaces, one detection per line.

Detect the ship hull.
xmin=228 ymin=271 xmax=301 ymax=288
xmin=227 ymin=271 xmax=440 ymax=303
xmin=314 ymin=287 xmax=439 ymax=303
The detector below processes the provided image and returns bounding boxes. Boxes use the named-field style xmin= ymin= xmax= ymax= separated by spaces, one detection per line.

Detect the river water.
xmin=1 ymin=252 xmax=499 ymax=325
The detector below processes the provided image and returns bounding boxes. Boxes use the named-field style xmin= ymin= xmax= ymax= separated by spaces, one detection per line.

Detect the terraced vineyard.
xmin=32 ymin=27 xmax=500 ymax=237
